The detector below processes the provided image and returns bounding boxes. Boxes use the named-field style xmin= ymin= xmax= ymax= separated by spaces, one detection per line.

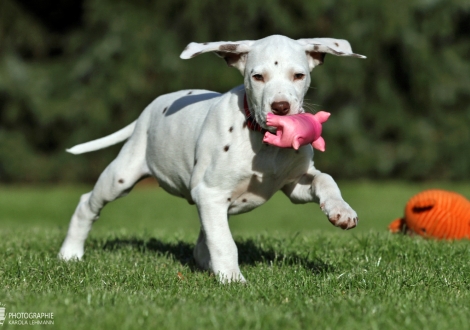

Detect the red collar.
xmin=243 ymin=94 xmax=265 ymax=132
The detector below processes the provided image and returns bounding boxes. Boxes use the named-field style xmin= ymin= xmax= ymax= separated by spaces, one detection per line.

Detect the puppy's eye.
xmin=294 ymin=73 xmax=305 ymax=80
xmin=252 ymin=74 xmax=264 ymax=82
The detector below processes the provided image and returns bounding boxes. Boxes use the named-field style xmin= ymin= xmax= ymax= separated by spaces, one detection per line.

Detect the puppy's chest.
xmin=227 ymin=172 xmax=278 ymax=215
xmin=226 ymin=144 xmax=311 ymax=215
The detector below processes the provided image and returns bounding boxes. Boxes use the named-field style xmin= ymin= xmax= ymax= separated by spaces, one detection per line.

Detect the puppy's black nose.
xmin=271 ymin=101 xmax=290 ymax=115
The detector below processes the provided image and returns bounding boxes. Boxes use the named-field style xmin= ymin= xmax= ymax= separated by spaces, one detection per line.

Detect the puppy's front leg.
xmin=191 ymin=184 xmax=245 ymax=283
xmin=312 ymin=172 xmax=358 ymax=229
xmin=283 ymin=167 xmax=358 ymax=229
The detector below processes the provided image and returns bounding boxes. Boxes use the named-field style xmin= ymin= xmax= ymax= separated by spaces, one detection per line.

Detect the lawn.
xmin=0 ymin=181 xmax=469 ymax=329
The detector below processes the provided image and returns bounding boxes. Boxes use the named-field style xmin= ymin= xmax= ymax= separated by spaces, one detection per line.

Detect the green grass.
xmin=1 ymin=181 xmax=469 ymax=329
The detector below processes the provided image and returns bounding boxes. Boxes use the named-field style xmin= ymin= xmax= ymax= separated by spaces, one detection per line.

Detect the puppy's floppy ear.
xmin=180 ymin=40 xmax=255 ymax=75
xmin=297 ymin=38 xmax=366 ymax=70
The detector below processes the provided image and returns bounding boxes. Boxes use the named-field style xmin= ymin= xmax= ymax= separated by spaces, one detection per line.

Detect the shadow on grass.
xmin=102 ymin=237 xmax=333 ymax=274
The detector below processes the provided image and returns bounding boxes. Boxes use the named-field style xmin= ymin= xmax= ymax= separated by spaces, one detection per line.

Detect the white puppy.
xmin=60 ymin=35 xmax=365 ymax=282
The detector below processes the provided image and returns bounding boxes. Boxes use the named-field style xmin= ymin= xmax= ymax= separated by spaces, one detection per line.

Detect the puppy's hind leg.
xmin=59 ymin=130 xmax=150 ymax=260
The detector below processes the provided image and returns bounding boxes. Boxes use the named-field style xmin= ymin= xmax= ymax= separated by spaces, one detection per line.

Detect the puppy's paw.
xmin=58 ymin=243 xmax=84 ymax=261
xmin=320 ymin=199 xmax=358 ymax=230
xmin=217 ymin=271 xmax=247 ymax=284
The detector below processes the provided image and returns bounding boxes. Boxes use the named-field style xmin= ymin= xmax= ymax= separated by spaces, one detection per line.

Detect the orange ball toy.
xmin=389 ymin=189 xmax=470 ymax=239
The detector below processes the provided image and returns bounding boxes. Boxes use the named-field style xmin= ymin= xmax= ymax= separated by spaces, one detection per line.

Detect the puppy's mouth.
xmin=245 ymin=94 xmax=304 ymax=131
xmin=257 ymin=106 xmax=305 ymax=132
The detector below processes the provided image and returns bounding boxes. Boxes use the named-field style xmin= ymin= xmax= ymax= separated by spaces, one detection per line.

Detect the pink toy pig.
xmin=262 ymin=111 xmax=330 ymax=151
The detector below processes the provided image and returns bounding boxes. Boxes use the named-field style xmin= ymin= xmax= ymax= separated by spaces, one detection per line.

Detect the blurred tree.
xmin=0 ymin=0 xmax=469 ymax=182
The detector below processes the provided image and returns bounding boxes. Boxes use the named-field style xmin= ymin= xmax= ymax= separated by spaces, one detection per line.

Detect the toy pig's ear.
xmin=297 ymin=38 xmax=366 ymax=70
xmin=314 ymin=111 xmax=330 ymax=124
xmin=180 ymin=40 xmax=254 ymax=75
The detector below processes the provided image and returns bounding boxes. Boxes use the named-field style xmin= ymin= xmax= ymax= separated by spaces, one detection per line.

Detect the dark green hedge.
xmin=1 ymin=0 xmax=469 ymax=182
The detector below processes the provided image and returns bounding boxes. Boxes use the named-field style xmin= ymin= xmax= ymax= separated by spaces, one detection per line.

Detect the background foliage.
xmin=1 ymin=0 xmax=470 ymax=183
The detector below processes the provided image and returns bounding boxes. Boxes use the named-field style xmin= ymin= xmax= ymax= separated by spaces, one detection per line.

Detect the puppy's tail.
xmin=66 ymin=121 xmax=136 ymax=155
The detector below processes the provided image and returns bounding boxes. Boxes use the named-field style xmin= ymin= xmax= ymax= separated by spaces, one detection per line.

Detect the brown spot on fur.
xmin=335 ymin=42 xmax=339 ymax=47
xmin=203 ymin=42 xmax=209 ymax=45
xmin=229 ymin=126 xmax=233 ymax=132
xmin=275 ymin=61 xmax=278 ymax=65
xmin=191 ymin=51 xmax=202 ymax=58
xmin=118 ymin=179 xmax=124 ymax=184
xmin=308 ymin=51 xmax=326 ymax=65
xmin=243 ymin=122 xmax=247 ymax=128
xmin=219 ymin=44 xmax=238 ymax=52
xmin=187 ymin=91 xmax=193 ymax=95
xmin=224 ymin=145 xmax=230 ymax=152
xmin=313 ymin=45 xmax=320 ymax=51
xmin=242 ymin=198 xmax=247 ymax=202
xmin=216 ymin=52 xmax=244 ymax=67
xmin=163 ymin=107 xmax=168 ymax=114
xmin=227 ymin=198 xmax=231 ymax=202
